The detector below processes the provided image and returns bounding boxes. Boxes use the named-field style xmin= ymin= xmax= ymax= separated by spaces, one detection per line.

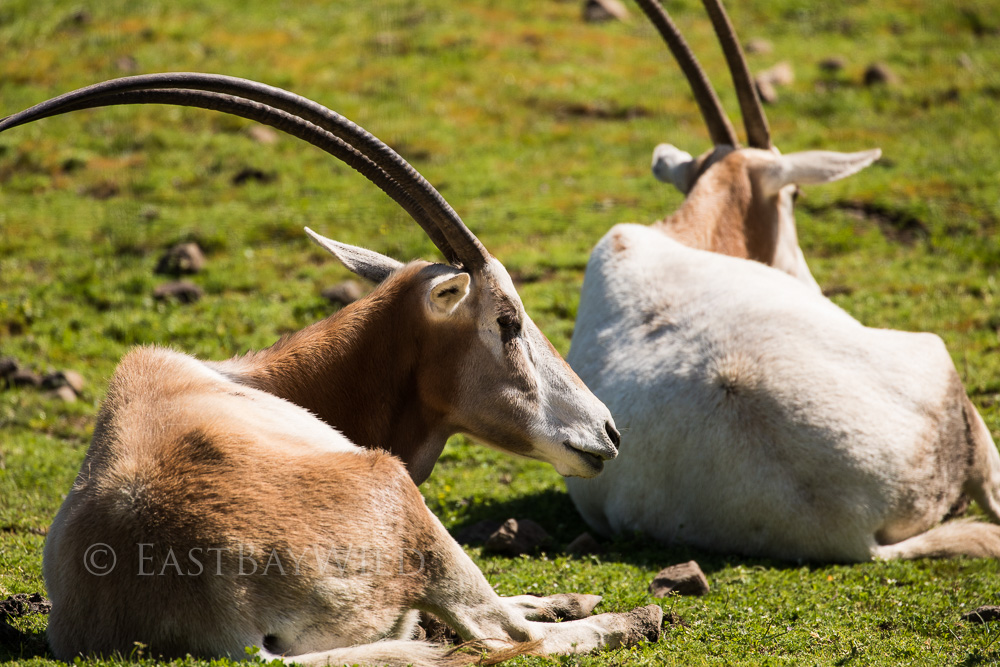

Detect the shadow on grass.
xmin=446 ymin=486 xmax=804 ymax=576
xmin=0 ymin=624 xmax=50 ymax=662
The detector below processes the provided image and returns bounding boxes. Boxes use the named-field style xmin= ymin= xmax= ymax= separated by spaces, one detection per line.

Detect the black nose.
xmin=605 ymin=421 xmax=621 ymax=449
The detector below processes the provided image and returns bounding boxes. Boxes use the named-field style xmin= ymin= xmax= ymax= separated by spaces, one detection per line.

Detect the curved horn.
xmin=634 ymin=0 xmax=739 ymax=147
xmin=0 ymin=74 xmax=490 ymax=270
xmin=1 ymin=88 xmax=458 ymax=263
xmin=701 ymin=0 xmax=772 ymax=149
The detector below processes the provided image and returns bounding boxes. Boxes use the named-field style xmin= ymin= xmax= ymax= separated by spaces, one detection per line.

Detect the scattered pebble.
xmin=231 ymin=167 xmax=275 ymax=186
xmin=0 ymin=357 xmax=19 ymax=380
xmin=483 ymin=518 xmax=552 ymax=556
xmin=115 ymin=55 xmax=139 ymax=73
xmin=453 ymin=519 xmax=503 ymax=545
xmin=755 ymin=61 xmax=793 ymax=104
xmin=42 ymin=370 xmax=86 ymax=394
xmin=247 ymin=125 xmax=279 ymax=145
xmin=745 ymin=38 xmax=773 ymax=55
xmin=649 ymin=560 xmax=710 ymax=597
xmin=566 ymin=532 xmax=603 ymax=555
xmin=583 ymin=0 xmax=630 ymax=23
xmin=9 ymin=369 xmax=42 ymax=388
xmin=755 ymin=77 xmax=778 ymax=104
xmin=49 ymin=386 xmax=78 ymax=403
xmin=818 ymin=56 xmax=847 ymax=73
xmin=155 ymin=242 xmax=206 ymax=276
xmin=153 ymin=281 xmax=203 ymax=304
xmin=761 ymin=61 xmax=794 ymax=86
xmin=863 ymin=62 xmax=899 ymax=87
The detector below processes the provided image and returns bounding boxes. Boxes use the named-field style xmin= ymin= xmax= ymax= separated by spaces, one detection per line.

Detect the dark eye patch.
xmin=497 ymin=312 xmax=522 ymax=343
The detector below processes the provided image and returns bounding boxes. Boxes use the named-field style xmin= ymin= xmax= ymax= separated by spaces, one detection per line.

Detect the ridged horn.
xmin=701 ymin=0 xmax=772 ymax=149
xmin=634 ymin=0 xmax=739 ymax=147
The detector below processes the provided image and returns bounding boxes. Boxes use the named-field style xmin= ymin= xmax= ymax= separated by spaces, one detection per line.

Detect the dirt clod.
xmin=155 ymin=242 xmax=206 ymax=276
xmin=247 ymin=125 xmax=279 ymax=145
xmin=818 ymin=56 xmax=847 ymax=73
xmin=484 ymin=518 xmax=552 ymax=556
xmin=49 ymin=386 xmax=78 ymax=403
xmin=153 ymin=281 xmax=203 ymax=304
xmin=863 ymin=62 xmax=900 ymax=86
xmin=0 ymin=593 xmax=51 ymax=620
xmin=41 ymin=370 xmax=86 ymax=394
xmin=232 ymin=167 xmax=275 ymax=186
xmin=452 ymin=519 xmax=504 ymax=546
xmin=583 ymin=0 xmax=630 ymax=23
xmin=649 ymin=560 xmax=710 ymax=597
xmin=0 ymin=357 xmax=20 ymax=379
xmin=745 ymin=38 xmax=773 ymax=55
xmin=566 ymin=532 xmax=603 ymax=555
xmin=9 ymin=369 xmax=42 ymax=388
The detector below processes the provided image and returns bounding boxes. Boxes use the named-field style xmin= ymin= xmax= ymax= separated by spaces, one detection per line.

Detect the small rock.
xmin=62 ymin=9 xmax=91 ymax=28
xmin=0 ymin=357 xmax=19 ymax=379
xmin=863 ymin=62 xmax=900 ymax=87
xmin=484 ymin=518 xmax=552 ymax=556
xmin=754 ymin=61 xmax=793 ymax=104
xmin=818 ymin=56 xmax=847 ymax=73
xmin=754 ymin=77 xmax=778 ymax=104
xmin=247 ymin=125 xmax=279 ymax=145
xmin=566 ymin=532 xmax=603 ymax=555
xmin=231 ymin=167 xmax=275 ymax=186
xmin=583 ymin=0 xmax=630 ymax=23
xmin=8 ymin=369 xmax=42 ymax=389
xmin=155 ymin=242 xmax=206 ymax=275
xmin=760 ymin=61 xmax=794 ymax=86
xmin=649 ymin=560 xmax=710 ymax=597
xmin=139 ymin=205 xmax=160 ymax=222
xmin=49 ymin=386 xmax=78 ymax=403
xmin=321 ymin=280 xmax=365 ymax=307
xmin=744 ymin=38 xmax=773 ymax=55
xmin=962 ymin=606 xmax=1000 ymax=624
xmin=453 ymin=519 xmax=504 ymax=546
xmin=115 ymin=55 xmax=139 ymax=73
xmin=41 ymin=370 xmax=85 ymax=394
xmin=153 ymin=281 xmax=203 ymax=304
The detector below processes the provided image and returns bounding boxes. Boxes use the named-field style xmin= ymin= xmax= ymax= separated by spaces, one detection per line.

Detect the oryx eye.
xmin=497 ymin=313 xmax=521 ymax=342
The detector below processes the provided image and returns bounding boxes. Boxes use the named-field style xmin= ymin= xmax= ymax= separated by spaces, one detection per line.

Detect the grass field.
xmin=3 ymin=0 xmax=1000 ymax=664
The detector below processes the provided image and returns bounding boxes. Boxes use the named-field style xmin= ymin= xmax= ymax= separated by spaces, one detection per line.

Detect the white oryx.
xmin=0 ymin=74 xmax=659 ymax=665
xmin=635 ymin=0 xmax=879 ymax=291
xmin=564 ymin=0 xmax=1000 ymax=562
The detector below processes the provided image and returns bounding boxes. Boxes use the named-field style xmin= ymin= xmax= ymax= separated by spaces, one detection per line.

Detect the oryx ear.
xmin=651 ymin=143 xmax=695 ymax=194
xmin=305 ymin=227 xmax=404 ymax=284
xmin=761 ymin=149 xmax=882 ymax=197
xmin=426 ymin=272 xmax=470 ymax=317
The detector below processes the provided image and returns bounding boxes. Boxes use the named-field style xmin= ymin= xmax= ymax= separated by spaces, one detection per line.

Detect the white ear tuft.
xmin=761 ymin=149 xmax=881 ymax=197
xmin=426 ymin=272 xmax=471 ymax=317
xmin=304 ymin=227 xmax=404 ymax=284
xmin=651 ymin=144 xmax=695 ymax=194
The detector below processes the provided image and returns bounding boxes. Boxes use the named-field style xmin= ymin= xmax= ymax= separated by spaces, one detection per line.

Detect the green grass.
xmin=3 ymin=0 xmax=1000 ymax=665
